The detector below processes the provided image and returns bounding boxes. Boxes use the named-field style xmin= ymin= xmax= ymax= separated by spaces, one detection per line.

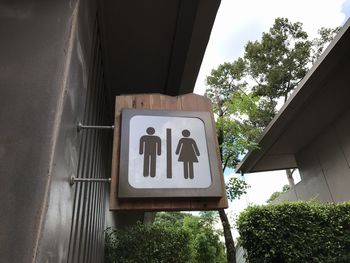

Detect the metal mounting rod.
xmin=70 ymin=176 xmax=111 ymax=185
xmin=77 ymin=122 xmax=114 ymax=132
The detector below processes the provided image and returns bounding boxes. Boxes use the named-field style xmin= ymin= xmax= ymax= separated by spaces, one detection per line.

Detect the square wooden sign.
xmin=109 ymin=94 xmax=228 ymax=211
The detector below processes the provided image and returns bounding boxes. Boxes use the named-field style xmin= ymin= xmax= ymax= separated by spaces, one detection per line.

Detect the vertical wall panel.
xmin=295 ymin=108 xmax=350 ymax=203
xmin=315 ymin=127 xmax=350 ymax=202
xmin=0 ymin=1 xmax=85 ymax=261
xmin=32 ymin=0 xmax=106 ymax=261
xmin=335 ymin=109 xmax=350 ymax=168
xmin=67 ymin=18 xmax=112 ymax=263
xmin=295 ymin=146 xmax=333 ymax=202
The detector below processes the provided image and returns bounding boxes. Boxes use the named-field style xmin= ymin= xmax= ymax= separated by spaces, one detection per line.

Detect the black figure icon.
xmin=139 ymin=127 xmax=161 ymax=177
xmin=175 ymin=129 xmax=200 ymax=179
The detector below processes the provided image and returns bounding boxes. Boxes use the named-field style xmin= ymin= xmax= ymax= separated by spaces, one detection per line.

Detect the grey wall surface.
xmin=277 ymin=107 xmax=350 ymax=203
xmin=37 ymin=1 xmax=114 ymax=262
xmin=0 ymin=0 xmax=113 ymax=262
xmin=0 ymin=1 xmax=223 ymax=262
xmin=0 ymin=1 xmax=80 ymax=262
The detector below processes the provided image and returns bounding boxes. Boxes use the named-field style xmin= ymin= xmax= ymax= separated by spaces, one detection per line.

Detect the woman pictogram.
xmin=175 ymin=129 xmax=200 ymax=179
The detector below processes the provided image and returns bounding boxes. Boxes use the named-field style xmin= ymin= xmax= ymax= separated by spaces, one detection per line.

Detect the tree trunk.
xmin=219 ymin=209 xmax=236 ymax=263
xmin=217 ymin=107 xmax=236 ymax=262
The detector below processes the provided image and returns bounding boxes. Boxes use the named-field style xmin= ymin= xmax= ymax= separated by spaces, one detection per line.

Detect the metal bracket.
xmin=70 ymin=176 xmax=111 ymax=185
xmin=77 ymin=122 xmax=114 ymax=132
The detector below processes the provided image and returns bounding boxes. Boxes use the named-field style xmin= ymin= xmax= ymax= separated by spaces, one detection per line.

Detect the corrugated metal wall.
xmin=67 ymin=19 xmax=113 ymax=263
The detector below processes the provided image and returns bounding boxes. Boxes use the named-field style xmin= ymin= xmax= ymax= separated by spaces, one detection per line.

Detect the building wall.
xmin=66 ymin=21 xmax=112 ymax=262
xmin=236 ymin=245 xmax=246 ymax=263
xmin=38 ymin=4 xmax=114 ymax=262
xmin=0 ymin=0 xmax=113 ymax=262
xmin=277 ymin=107 xmax=350 ymax=203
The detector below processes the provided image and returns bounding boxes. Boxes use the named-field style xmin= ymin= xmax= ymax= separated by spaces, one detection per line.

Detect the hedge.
xmin=237 ymin=202 xmax=350 ymax=262
xmin=105 ymin=223 xmax=191 ymax=263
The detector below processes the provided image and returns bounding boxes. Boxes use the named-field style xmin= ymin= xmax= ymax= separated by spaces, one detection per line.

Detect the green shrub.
xmin=236 ymin=202 xmax=350 ymax=262
xmin=105 ymin=213 xmax=226 ymax=263
xmin=105 ymin=223 xmax=191 ymax=263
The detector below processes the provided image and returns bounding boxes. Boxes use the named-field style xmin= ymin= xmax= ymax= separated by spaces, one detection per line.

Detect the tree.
xmin=205 ymin=17 xmax=339 ymax=262
xmin=311 ymin=27 xmax=340 ymax=62
xmin=105 ymin=223 xmax=191 ymax=263
xmin=199 ymin=211 xmax=219 ymax=226
xmin=226 ymin=177 xmax=250 ymax=203
xmin=206 ymin=60 xmax=253 ymax=263
xmin=154 ymin=212 xmax=226 ymax=263
xmin=244 ymin=18 xmax=312 ymax=103
xmin=266 ymin=184 xmax=290 ymax=203
xmin=154 ymin=211 xmax=192 ymax=227
xmin=106 ymin=212 xmax=226 ymax=263
xmin=242 ymin=17 xmax=339 ymax=187
xmin=183 ymin=215 xmax=226 ymax=263
xmin=206 ymin=60 xmax=263 ymax=171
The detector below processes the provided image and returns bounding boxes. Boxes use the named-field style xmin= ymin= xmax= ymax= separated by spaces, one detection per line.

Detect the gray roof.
xmin=99 ymin=0 xmax=220 ymax=103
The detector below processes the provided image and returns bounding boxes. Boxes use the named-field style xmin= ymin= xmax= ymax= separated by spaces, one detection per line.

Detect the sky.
xmin=193 ymin=0 xmax=350 ymax=232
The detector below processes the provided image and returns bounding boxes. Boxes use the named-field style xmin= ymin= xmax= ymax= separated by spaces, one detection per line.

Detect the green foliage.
xmin=199 ymin=211 xmax=219 ymax=226
xmin=105 ymin=223 xmax=191 ymax=263
xmin=226 ymin=177 xmax=250 ymax=202
xmin=237 ymin=202 xmax=350 ymax=262
xmin=266 ymin=184 xmax=290 ymax=203
xmin=206 ymin=59 xmax=252 ymax=171
xmin=183 ymin=216 xmax=226 ymax=263
xmin=205 ymin=18 xmax=339 ymax=173
xmin=266 ymin=191 xmax=282 ymax=204
xmin=206 ymin=59 xmax=246 ymax=111
xmin=311 ymin=27 xmax=340 ymax=62
xmin=282 ymin=184 xmax=291 ymax=192
xmin=154 ymin=211 xmax=192 ymax=227
xmin=244 ymin=17 xmax=312 ymax=102
xmin=205 ymin=17 xmax=339 ymax=263
xmin=106 ymin=213 xmax=226 ymax=263
xmin=155 ymin=212 xmax=225 ymax=262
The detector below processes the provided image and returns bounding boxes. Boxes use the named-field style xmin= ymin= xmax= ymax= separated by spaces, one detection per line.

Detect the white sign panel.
xmin=128 ymin=115 xmax=211 ymax=188
xmin=118 ymin=109 xmax=223 ymax=198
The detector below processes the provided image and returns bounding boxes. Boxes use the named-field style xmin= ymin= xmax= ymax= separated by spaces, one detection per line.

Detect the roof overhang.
xmin=98 ymin=0 xmax=220 ymax=100
xmin=236 ymin=18 xmax=350 ymax=173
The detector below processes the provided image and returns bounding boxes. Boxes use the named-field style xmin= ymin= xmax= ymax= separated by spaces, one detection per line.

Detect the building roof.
xmin=99 ymin=0 xmax=220 ymax=101
xmin=236 ymin=18 xmax=350 ymax=173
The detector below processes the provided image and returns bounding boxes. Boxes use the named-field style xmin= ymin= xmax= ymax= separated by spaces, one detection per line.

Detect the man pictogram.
xmin=139 ymin=127 xmax=161 ymax=177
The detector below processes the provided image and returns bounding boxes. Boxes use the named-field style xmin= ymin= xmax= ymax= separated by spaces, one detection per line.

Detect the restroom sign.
xmin=118 ymin=109 xmax=223 ymax=198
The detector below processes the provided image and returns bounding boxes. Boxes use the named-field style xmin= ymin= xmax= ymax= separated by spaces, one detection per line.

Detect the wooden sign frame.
xmin=109 ymin=93 xmax=228 ymax=211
